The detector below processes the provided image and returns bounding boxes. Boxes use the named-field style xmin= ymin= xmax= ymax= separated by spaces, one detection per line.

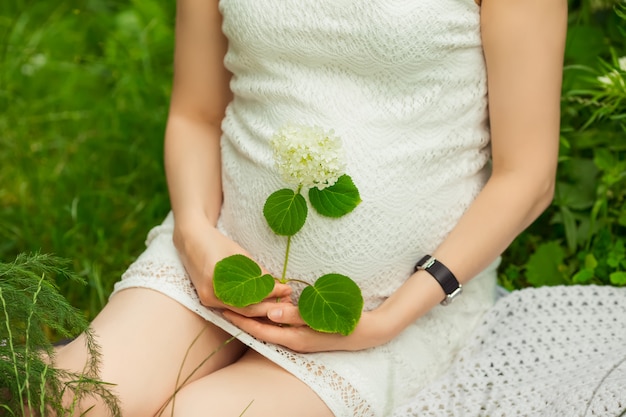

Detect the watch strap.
xmin=414 ymin=255 xmax=462 ymax=305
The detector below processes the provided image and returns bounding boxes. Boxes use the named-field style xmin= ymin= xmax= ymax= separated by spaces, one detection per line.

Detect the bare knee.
xmin=51 ymin=289 xmax=247 ymax=416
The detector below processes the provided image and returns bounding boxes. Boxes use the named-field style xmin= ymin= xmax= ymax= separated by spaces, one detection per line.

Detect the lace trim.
xmin=114 ymin=258 xmax=374 ymax=416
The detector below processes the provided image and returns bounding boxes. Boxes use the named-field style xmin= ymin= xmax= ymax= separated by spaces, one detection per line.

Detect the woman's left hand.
xmin=222 ymin=305 xmax=392 ymax=353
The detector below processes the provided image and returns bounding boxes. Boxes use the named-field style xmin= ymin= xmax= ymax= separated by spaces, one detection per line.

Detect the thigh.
xmin=160 ymin=349 xmax=334 ymax=417
xmin=54 ymin=288 xmax=246 ymax=417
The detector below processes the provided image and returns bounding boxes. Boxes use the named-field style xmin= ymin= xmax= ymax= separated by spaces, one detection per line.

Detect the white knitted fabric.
xmin=217 ymin=0 xmax=491 ymax=312
xmin=113 ymin=1 xmax=502 ymax=415
xmin=394 ymin=285 xmax=626 ymax=417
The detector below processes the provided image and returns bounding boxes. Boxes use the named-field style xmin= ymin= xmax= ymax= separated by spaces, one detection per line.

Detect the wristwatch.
xmin=414 ymin=255 xmax=463 ymax=305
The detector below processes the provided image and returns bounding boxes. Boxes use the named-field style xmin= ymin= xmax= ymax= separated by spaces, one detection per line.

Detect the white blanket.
xmin=394 ymin=285 xmax=626 ymax=416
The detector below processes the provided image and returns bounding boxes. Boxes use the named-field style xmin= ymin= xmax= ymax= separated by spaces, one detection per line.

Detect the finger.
xmin=227 ymin=299 xmax=293 ymax=318
xmin=267 ymin=304 xmax=307 ymax=326
xmin=268 ymin=281 xmax=292 ymax=299
xmin=247 ymin=260 xmax=291 ymax=298
xmin=223 ymin=310 xmax=299 ymax=344
xmin=223 ymin=310 xmax=336 ymax=353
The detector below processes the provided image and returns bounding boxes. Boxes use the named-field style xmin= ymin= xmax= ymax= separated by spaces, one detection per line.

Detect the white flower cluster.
xmin=597 ymin=56 xmax=626 ymax=87
xmin=270 ymin=123 xmax=346 ymax=190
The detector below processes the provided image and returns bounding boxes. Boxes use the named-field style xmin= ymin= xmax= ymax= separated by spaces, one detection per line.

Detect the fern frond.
xmin=0 ymin=253 xmax=121 ymax=416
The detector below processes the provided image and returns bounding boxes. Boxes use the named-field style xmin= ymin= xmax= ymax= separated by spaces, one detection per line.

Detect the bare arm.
xmin=225 ymin=0 xmax=568 ymax=352
xmin=164 ymin=0 xmax=230 ymax=230
xmin=165 ymin=0 xmax=291 ymax=309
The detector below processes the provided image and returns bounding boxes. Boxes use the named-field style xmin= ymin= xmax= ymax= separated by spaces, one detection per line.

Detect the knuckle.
xmin=240 ymin=309 xmax=256 ymax=318
xmin=291 ymin=343 xmax=310 ymax=353
xmin=286 ymin=309 xmax=301 ymax=323
xmin=287 ymin=335 xmax=310 ymax=353
xmin=284 ymin=314 xmax=298 ymax=325
xmin=196 ymin=287 xmax=216 ymax=306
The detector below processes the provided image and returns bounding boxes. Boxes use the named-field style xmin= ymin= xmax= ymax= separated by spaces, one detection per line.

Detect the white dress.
xmin=112 ymin=1 xmax=500 ymax=415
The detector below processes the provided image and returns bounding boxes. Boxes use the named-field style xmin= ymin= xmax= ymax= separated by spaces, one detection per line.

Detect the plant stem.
xmin=280 ymin=235 xmax=292 ymax=284
xmin=156 ymin=333 xmax=238 ymax=417
xmin=169 ymin=327 xmax=208 ymax=417
xmin=279 ymin=185 xmax=303 ymax=283
xmin=23 ymin=273 xmax=46 ymax=411
xmin=38 ymin=364 xmax=49 ymax=416
xmin=238 ymin=400 xmax=254 ymax=416
xmin=0 ymin=287 xmax=25 ymax=417
xmin=285 ymin=278 xmax=311 ymax=287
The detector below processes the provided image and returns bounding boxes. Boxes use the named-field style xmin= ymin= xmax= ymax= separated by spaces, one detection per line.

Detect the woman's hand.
xmin=173 ymin=214 xmax=293 ymax=317
xmin=222 ymin=305 xmax=393 ymax=353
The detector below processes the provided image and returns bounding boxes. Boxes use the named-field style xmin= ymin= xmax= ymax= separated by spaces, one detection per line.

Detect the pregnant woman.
xmin=55 ymin=0 xmax=567 ymax=415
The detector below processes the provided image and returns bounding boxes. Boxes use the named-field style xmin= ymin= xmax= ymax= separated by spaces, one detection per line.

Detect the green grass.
xmin=0 ymin=0 xmax=174 ymax=320
xmin=1 ymin=0 xmax=625 ymax=325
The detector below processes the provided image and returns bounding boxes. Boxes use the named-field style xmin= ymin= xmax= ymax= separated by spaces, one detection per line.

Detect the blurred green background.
xmin=1 ymin=0 xmax=625 ymax=322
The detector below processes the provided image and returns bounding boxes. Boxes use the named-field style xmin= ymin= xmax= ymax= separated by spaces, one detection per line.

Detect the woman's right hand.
xmin=173 ymin=214 xmax=293 ymax=317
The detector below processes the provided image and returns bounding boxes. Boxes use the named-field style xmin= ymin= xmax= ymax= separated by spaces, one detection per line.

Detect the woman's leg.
xmin=160 ymin=349 xmax=334 ymax=417
xmin=53 ymin=288 xmax=247 ymax=417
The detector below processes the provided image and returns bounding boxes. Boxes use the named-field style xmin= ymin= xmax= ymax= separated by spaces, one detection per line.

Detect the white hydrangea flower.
xmin=597 ymin=74 xmax=613 ymax=85
xmin=597 ymin=56 xmax=626 ymax=86
xmin=270 ymin=123 xmax=346 ymax=190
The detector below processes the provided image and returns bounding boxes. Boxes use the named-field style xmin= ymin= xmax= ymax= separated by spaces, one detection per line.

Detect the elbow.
xmin=490 ymin=167 xmax=556 ymax=227
xmin=524 ymin=175 xmax=555 ymax=227
xmin=536 ymin=177 xmax=556 ymax=214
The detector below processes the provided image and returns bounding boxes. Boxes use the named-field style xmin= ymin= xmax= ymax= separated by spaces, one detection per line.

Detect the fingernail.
xmin=268 ymin=309 xmax=283 ymax=320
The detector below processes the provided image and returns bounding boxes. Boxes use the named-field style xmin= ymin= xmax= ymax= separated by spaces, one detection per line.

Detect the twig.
xmin=238 ymin=400 xmax=254 ymax=417
xmin=156 ymin=330 xmax=239 ymax=416
xmin=583 ymin=354 xmax=626 ymax=417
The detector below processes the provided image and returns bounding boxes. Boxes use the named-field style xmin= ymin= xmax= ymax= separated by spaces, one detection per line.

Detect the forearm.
xmin=164 ymin=0 xmax=232 ymax=232
xmin=436 ymin=171 xmax=554 ymax=285
xmin=378 ymin=172 xmax=554 ymax=339
xmin=164 ymin=113 xmax=223 ymax=229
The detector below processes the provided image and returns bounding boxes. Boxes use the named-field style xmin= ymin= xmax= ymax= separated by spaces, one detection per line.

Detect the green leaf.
xmin=298 ymin=274 xmax=363 ymax=335
xmin=584 ymin=253 xmax=598 ymax=270
xmin=564 ymin=25 xmax=607 ymax=66
xmin=607 ymin=240 xmax=625 ymax=269
xmin=263 ymin=189 xmax=308 ymax=236
xmin=560 ymin=206 xmax=578 ymax=253
xmin=554 ymin=181 xmax=594 ymax=210
xmin=308 ymin=174 xmax=361 ymax=218
xmin=213 ymin=255 xmax=274 ymax=307
xmin=593 ymin=148 xmax=615 ymax=172
xmin=572 ymin=268 xmax=595 ymax=284
xmin=525 ymin=241 xmax=566 ymax=286
xmin=609 ymin=271 xmax=626 ymax=286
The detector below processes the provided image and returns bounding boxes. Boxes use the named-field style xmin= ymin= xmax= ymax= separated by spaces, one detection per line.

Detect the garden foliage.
xmin=500 ymin=0 xmax=626 ymax=290
xmin=0 ymin=0 xmax=624 ymax=320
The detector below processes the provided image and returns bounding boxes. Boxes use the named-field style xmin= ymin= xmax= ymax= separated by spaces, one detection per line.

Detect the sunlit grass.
xmin=0 ymin=0 xmax=174 ymax=320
